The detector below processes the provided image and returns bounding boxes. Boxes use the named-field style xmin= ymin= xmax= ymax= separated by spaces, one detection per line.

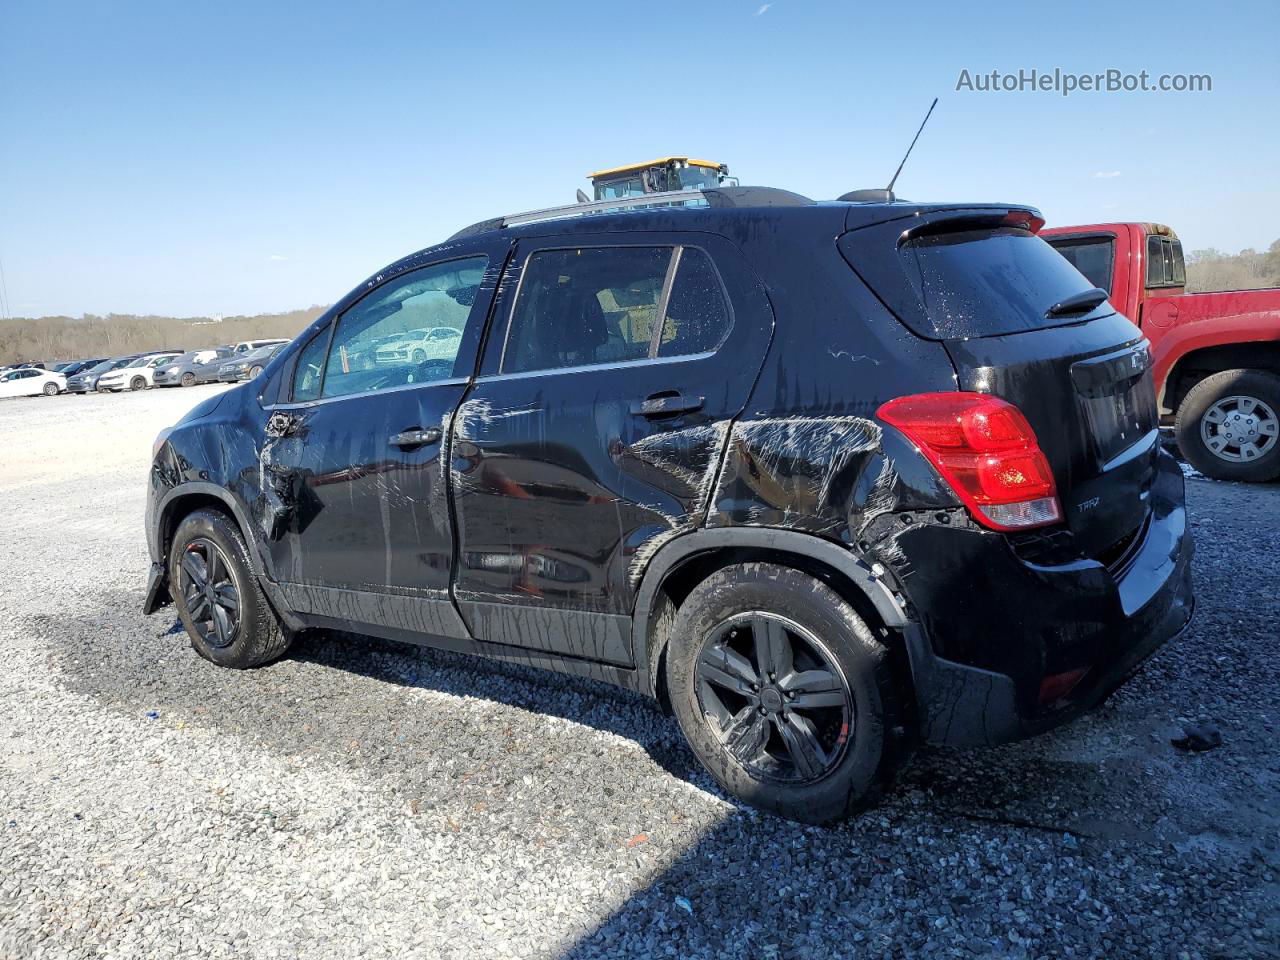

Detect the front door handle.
xmin=389 ymin=426 xmax=442 ymax=448
xmin=630 ymin=393 xmax=705 ymax=418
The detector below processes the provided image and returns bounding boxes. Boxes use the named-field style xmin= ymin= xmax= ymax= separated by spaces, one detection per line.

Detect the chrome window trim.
xmin=475 ymin=349 xmax=715 ymax=384
xmin=268 ymin=376 xmax=471 ymax=411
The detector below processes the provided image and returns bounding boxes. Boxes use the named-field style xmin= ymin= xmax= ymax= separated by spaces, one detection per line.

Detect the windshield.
xmin=675 ymin=166 xmax=721 ymax=190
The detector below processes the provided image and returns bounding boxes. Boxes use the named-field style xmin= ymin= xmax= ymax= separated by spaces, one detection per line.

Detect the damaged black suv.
xmin=145 ymin=188 xmax=1194 ymax=823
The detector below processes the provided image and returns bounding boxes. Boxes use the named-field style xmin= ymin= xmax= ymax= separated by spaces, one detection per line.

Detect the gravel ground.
xmin=0 ymin=386 xmax=1277 ymax=960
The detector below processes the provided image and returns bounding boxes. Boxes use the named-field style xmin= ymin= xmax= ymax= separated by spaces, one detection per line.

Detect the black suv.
xmin=144 ymin=188 xmax=1194 ymax=823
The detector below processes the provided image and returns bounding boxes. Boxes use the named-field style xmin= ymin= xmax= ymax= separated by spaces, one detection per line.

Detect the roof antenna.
xmin=839 ymin=97 xmax=938 ymax=203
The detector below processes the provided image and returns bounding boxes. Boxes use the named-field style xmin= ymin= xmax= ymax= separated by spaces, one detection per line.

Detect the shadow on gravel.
xmin=284 ymin=629 xmax=706 ymax=785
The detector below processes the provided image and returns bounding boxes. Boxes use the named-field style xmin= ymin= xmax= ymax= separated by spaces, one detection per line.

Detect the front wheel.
xmin=249 ymin=365 xmax=264 ymax=379
xmin=42 ymin=382 xmax=58 ymax=396
xmin=666 ymin=563 xmax=903 ymax=824
xmin=1175 ymin=369 xmax=1280 ymax=481
xmin=181 ymin=372 xmax=196 ymax=387
xmin=130 ymin=375 xmax=147 ymax=391
xmin=169 ymin=508 xmax=291 ymax=668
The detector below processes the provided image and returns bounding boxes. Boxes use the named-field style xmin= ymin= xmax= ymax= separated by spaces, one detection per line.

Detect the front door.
xmin=264 ymin=246 xmax=506 ymax=639
xmin=451 ymin=232 xmax=774 ymax=665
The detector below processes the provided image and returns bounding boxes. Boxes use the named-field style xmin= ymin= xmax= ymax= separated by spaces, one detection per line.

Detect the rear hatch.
xmin=839 ymin=208 xmax=1158 ymax=559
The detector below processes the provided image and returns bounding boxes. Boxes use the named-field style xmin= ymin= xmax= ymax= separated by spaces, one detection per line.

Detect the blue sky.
xmin=2 ymin=0 xmax=1277 ymax=317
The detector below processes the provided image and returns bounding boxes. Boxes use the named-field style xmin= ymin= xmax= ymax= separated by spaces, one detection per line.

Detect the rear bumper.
xmin=893 ymin=450 xmax=1194 ymax=747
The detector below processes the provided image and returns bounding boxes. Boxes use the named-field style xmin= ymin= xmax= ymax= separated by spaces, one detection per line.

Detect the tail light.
xmin=877 ymin=392 xmax=1063 ymax=531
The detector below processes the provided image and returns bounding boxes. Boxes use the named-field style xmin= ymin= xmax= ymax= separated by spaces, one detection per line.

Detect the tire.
xmin=168 ymin=508 xmax=291 ymax=668
xmin=181 ymin=372 xmax=196 ymax=387
xmin=666 ymin=563 xmax=902 ymax=824
xmin=411 ymin=349 xmax=427 ymax=364
xmin=130 ymin=376 xmax=147 ymax=391
xmin=1175 ymin=369 xmax=1280 ymax=482
xmin=249 ymin=365 xmax=264 ymax=379
xmin=42 ymin=382 xmax=58 ymax=396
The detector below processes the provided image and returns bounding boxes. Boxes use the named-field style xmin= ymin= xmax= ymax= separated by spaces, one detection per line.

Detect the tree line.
xmin=0 ymin=307 xmax=326 ymax=365
xmin=1185 ymin=239 xmax=1280 ymax=293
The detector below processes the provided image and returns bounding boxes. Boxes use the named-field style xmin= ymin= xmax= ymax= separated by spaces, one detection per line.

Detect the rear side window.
xmin=502 ymin=245 xmax=732 ymax=374
xmin=841 ymin=224 xmax=1112 ymax=340
xmin=1046 ymin=236 xmax=1114 ymax=293
xmin=1146 ymin=234 xmax=1186 ymax=288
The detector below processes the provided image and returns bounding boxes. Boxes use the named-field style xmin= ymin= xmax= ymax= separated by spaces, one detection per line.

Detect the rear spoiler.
xmin=843 ymin=203 xmax=1045 ymax=236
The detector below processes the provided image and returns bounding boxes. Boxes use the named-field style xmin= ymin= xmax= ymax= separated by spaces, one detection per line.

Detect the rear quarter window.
xmin=840 ymin=223 xmax=1113 ymax=340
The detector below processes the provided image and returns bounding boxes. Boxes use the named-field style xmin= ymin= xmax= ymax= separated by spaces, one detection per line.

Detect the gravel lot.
xmin=1 ymin=386 xmax=1276 ymax=960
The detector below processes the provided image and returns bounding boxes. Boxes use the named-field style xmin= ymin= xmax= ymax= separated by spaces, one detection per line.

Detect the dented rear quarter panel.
xmin=707 ymin=210 xmax=963 ymax=543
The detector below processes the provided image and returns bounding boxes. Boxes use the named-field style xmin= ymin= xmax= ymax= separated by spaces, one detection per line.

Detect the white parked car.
xmin=0 ymin=367 xmax=66 ymax=399
xmin=230 ymin=338 xmax=289 ymax=355
xmin=95 ymin=353 xmax=184 ymax=392
xmin=373 ymin=326 xmax=463 ymax=365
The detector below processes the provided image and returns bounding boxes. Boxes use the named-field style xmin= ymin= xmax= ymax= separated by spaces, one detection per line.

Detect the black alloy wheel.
xmin=695 ymin=611 xmax=853 ymax=783
xmin=178 ymin=538 xmax=240 ymax=648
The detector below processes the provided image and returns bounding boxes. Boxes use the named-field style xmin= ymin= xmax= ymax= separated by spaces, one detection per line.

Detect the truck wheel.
xmin=1175 ymin=369 xmax=1280 ymax=481
xmin=665 ymin=563 xmax=903 ymax=824
xmin=169 ymin=508 xmax=291 ymax=668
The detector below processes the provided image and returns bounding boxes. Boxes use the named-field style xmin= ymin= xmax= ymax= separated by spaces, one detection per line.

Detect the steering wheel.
xmin=414 ymin=359 xmax=454 ymax=382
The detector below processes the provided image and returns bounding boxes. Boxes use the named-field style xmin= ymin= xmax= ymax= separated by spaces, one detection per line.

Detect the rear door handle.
xmin=629 ymin=393 xmax=705 ymax=418
xmin=389 ymin=426 xmax=442 ymax=448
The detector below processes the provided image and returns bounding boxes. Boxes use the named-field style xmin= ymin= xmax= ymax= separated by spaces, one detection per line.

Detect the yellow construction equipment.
xmin=586 ymin=157 xmax=734 ymax=201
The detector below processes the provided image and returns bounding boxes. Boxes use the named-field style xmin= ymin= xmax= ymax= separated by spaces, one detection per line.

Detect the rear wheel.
xmin=169 ymin=508 xmax=291 ymax=668
xmin=181 ymin=372 xmax=196 ymax=387
xmin=42 ymin=382 xmax=58 ymax=396
xmin=130 ymin=375 xmax=147 ymax=391
xmin=666 ymin=563 xmax=902 ymax=824
xmin=1175 ymin=369 xmax=1280 ymax=481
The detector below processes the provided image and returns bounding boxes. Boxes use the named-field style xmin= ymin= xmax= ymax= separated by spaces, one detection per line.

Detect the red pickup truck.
xmin=1042 ymin=222 xmax=1280 ymax=481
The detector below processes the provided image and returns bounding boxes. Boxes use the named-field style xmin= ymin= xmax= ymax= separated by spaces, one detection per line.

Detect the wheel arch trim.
xmin=154 ymin=482 xmax=264 ymax=576
xmin=629 ymin=527 xmax=908 ymax=699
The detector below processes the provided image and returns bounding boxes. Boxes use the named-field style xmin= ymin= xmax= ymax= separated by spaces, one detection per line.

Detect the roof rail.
xmin=447 ymin=186 xmax=813 ymax=241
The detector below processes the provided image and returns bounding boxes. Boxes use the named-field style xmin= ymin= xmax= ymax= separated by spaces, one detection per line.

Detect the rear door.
xmin=451 ymin=231 xmax=773 ymax=666
xmin=841 ymin=214 xmax=1158 ymax=559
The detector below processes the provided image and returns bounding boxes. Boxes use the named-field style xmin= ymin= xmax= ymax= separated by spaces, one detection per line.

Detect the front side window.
xmin=502 ymin=245 xmax=732 ymax=374
xmin=320 ymin=256 xmax=487 ymax=399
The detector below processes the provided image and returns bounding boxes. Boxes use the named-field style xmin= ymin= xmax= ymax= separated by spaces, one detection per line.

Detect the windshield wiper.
xmin=1046 ymin=287 xmax=1109 ymax=318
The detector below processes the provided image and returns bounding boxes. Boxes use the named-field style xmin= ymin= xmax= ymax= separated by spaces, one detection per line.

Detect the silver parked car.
xmin=154 ymin=348 xmax=234 ymax=387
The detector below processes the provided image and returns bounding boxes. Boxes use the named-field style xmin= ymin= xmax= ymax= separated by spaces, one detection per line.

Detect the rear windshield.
xmin=1045 ymin=236 xmax=1114 ymax=293
xmin=841 ymin=223 xmax=1112 ymax=340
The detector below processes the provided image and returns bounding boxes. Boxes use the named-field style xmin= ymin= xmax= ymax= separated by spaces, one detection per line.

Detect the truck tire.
xmin=1175 ymin=368 xmax=1280 ymax=481
xmin=665 ymin=563 xmax=903 ymax=824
